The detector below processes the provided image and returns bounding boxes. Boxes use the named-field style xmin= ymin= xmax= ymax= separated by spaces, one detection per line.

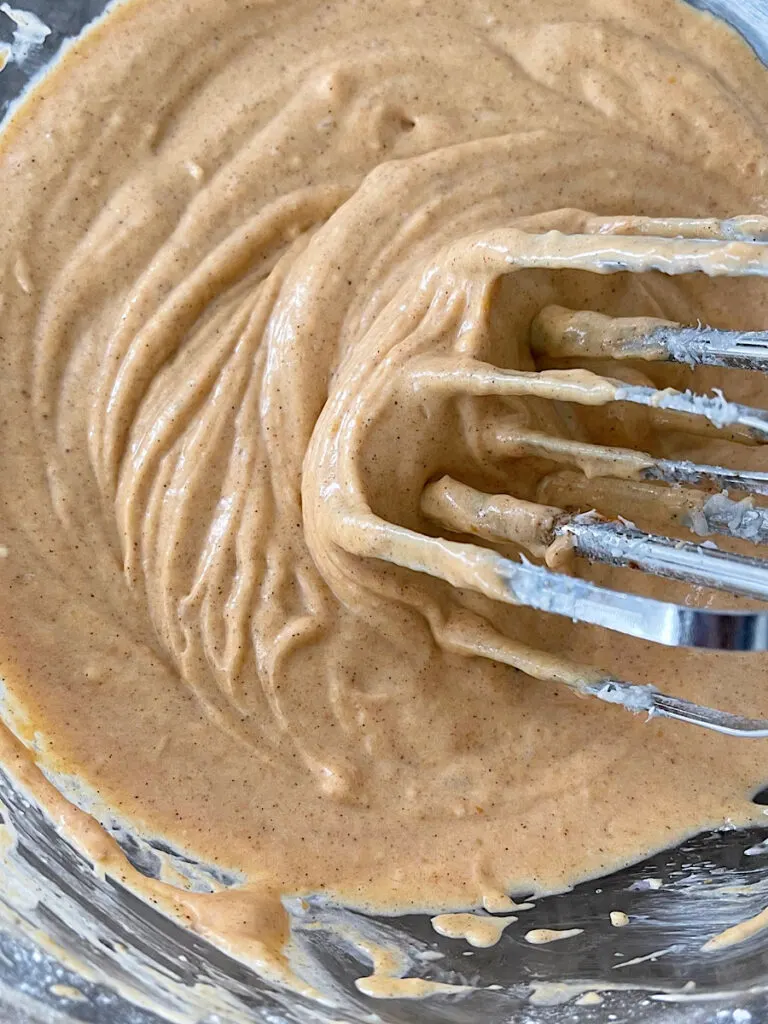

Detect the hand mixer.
xmin=330 ymin=215 xmax=768 ymax=738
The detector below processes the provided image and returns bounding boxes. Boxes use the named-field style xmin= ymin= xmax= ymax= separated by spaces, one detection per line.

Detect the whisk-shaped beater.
xmin=330 ymin=215 xmax=768 ymax=737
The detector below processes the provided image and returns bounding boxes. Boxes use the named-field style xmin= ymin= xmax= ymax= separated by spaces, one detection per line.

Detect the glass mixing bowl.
xmin=1 ymin=2 xmax=768 ymax=1022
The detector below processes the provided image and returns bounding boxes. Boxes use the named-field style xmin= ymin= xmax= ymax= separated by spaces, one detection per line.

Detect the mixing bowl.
xmin=1 ymin=2 xmax=768 ymax=1021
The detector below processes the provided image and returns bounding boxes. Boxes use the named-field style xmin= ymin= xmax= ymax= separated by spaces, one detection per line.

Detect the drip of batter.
xmin=1 ymin=0 xmax=768 ymax=993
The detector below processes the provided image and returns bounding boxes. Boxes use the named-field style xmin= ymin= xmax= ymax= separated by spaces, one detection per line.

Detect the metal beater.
xmin=333 ymin=215 xmax=768 ymax=738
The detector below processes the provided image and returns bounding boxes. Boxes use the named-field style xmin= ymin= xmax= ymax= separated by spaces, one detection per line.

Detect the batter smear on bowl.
xmin=0 ymin=0 xmax=768 ymax=992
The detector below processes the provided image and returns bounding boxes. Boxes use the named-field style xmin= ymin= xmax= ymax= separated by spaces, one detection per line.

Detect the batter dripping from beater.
xmin=1 ymin=0 xmax=768 ymax=988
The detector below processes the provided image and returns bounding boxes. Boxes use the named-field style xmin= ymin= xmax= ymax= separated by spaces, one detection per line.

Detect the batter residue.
xmin=431 ymin=911 xmax=518 ymax=948
xmin=524 ymin=927 xmax=584 ymax=945
xmin=1 ymin=0 xmax=768 ymax=992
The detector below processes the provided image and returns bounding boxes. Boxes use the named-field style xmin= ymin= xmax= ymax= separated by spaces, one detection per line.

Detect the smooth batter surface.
xmin=1 ymin=0 xmax=768 ymax=990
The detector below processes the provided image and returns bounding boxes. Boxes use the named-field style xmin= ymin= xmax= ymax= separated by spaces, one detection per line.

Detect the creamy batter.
xmin=1 ymin=0 xmax=768 ymax=994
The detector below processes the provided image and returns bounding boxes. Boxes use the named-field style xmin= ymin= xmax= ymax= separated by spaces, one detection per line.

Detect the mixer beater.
xmin=328 ymin=216 xmax=768 ymax=737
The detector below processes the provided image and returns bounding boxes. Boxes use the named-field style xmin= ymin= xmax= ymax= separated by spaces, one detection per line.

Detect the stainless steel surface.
xmin=3 ymin=2 xmax=768 ymax=1023
xmin=646 ymin=460 xmax=768 ymax=498
xmin=642 ymin=326 xmax=768 ymax=370
xmin=584 ymin=680 xmax=768 ymax=738
xmin=496 ymin=552 xmax=768 ymax=650
xmin=566 ymin=519 xmax=768 ymax=605
xmin=615 ymin=381 xmax=768 ymax=440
